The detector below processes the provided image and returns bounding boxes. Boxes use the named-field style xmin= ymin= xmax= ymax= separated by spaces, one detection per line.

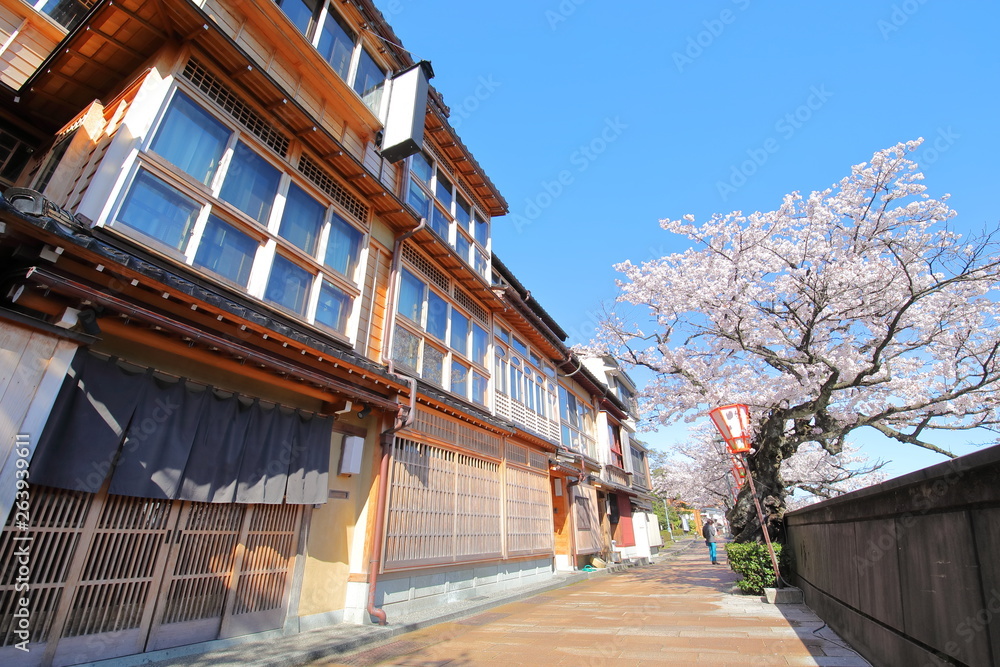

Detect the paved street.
xmin=311 ymin=544 xmax=871 ymax=667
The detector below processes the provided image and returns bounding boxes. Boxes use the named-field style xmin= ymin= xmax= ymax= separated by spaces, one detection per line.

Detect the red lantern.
xmin=709 ymin=404 xmax=753 ymax=454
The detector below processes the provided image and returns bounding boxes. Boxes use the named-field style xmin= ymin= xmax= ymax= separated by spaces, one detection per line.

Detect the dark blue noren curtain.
xmin=286 ymin=410 xmax=332 ymax=504
xmin=31 ymin=350 xmax=333 ymax=504
xmin=235 ymin=402 xmax=296 ymax=504
xmin=177 ymin=393 xmax=255 ymax=503
xmin=31 ymin=351 xmax=147 ymax=493
xmin=110 ymin=374 xmax=209 ymax=499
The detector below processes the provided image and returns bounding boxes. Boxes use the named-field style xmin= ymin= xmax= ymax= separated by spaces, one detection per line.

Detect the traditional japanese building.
xmin=582 ymin=354 xmax=662 ymax=561
xmin=0 ymin=1 xmax=655 ymax=664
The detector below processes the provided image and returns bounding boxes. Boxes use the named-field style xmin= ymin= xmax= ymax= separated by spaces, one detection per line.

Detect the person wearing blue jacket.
xmin=702 ymin=518 xmax=719 ymax=564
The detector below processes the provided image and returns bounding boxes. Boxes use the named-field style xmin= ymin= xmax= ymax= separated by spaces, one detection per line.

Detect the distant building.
xmin=0 ymin=1 xmax=657 ymax=663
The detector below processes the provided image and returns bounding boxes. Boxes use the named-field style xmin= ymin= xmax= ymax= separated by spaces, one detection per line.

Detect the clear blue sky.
xmin=375 ymin=0 xmax=1000 ymax=478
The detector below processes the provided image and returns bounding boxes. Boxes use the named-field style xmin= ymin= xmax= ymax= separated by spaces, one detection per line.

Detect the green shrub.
xmin=725 ymin=542 xmax=791 ymax=594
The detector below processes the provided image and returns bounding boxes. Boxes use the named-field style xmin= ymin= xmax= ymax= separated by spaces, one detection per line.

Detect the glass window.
xmin=407 ymin=179 xmax=430 ymax=217
xmin=471 ymin=324 xmax=488 ymax=366
xmin=220 ymin=142 xmax=281 ymax=224
xmin=450 ymin=310 xmax=469 ymax=356
xmin=265 ymin=254 xmax=311 ymax=315
xmin=510 ymin=358 xmax=521 ymax=403
xmin=353 ymin=48 xmax=385 ymax=113
xmin=410 ymin=152 xmax=432 ymax=184
xmin=451 ymin=360 xmax=468 ymax=397
xmin=494 ymin=354 xmax=507 ymax=394
xmin=473 ymin=211 xmax=489 ymax=247
xmin=278 ymin=183 xmax=325 ymax=254
xmin=392 ymin=326 xmax=420 ymax=372
xmin=275 ymin=0 xmax=318 ymax=35
xmin=397 ymin=268 xmax=424 ymax=323
xmin=39 ymin=0 xmax=89 ymax=31
xmin=150 ymin=92 xmax=230 ymax=186
xmin=423 ymin=345 xmax=445 ymax=386
xmin=194 ymin=215 xmax=257 ymax=285
xmin=472 ymin=371 xmax=488 ymax=406
xmin=426 ymin=290 xmax=448 ymax=340
xmin=456 ymin=234 xmax=471 ymax=265
xmin=325 ymin=213 xmax=363 ymax=277
xmin=429 ymin=205 xmax=450 ymax=241
xmin=317 ymin=9 xmax=355 ymax=80
xmin=0 ymin=127 xmax=33 ymax=185
xmin=455 ymin=195 xmax=471 ymax=228
xmin=117 ymin=169 xmax=199 ymax=250
xmin=435 ymin=170 xmax=453 ymax=210
xmin=475 ymin=250 xmax=489 ymax=279
xmin=495 ymin=325 xmax=510 ymax=344
xmin=315 ymin=280 xmax=351 ymax=333
xmin=512 ymin=337 xmax=528 ymax=356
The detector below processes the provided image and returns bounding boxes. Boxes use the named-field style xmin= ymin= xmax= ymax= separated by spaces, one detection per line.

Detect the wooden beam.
xmin=85 ymin=25 xmax=149 ymax=61
xmin=100 ymin=317 xmax=339 ymax=405
xmin=105 ymin=1 xmax=170 ymax=40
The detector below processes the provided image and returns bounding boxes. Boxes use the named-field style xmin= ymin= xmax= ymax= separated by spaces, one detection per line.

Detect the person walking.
xmin=702 ymin=518 xmax=719 ymax=564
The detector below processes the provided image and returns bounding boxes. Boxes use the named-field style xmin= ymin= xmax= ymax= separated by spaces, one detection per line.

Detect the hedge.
xmin=724 ymin=542 xmax=791 ymax=594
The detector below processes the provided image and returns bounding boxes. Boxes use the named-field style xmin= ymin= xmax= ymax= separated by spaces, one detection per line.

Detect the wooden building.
xmin=0 ymin=1 xmax=654 ymax=664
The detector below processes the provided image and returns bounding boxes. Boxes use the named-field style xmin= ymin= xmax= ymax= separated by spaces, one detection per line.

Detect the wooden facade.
xmin=0 ymin=0 xmax=654 ymax=663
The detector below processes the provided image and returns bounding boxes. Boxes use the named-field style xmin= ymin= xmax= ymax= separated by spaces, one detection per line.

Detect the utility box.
xmin=339 ymin=435 xmax=365 ymax=475
xmin=380 ymin=60 xmax=434 ymax=163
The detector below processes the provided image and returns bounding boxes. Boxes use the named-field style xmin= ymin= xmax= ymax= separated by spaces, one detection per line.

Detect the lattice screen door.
xmin=0 ymin=486 xmax=302 ymax=666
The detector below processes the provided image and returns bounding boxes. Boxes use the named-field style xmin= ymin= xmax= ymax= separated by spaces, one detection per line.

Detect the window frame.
xmin=105 ymin=81 xmax=368 ymax=340
xmin=392 ymin=265 xmax=491 ymax=402
xmin=274 ymin=0 xmax=388 ymax=117
xmin=559 ymin=385 xmax=596 ymax=457
xmin=494 ymin=330 xmax=557 ymax=422
xmin=404 ymin=151 xmax=491 ymax=279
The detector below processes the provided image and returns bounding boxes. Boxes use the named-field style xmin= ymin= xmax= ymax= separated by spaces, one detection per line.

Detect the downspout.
xmin=367 ymin=217 xmax=425 ymax=625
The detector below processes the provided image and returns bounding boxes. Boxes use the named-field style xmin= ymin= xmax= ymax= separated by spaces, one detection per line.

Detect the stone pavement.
xmin=310 ymin=544 xmax=871 ymax=667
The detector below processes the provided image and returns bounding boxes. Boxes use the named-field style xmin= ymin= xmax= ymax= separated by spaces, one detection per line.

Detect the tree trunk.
xmin=726 ymin=440 xmax=789 ymax=543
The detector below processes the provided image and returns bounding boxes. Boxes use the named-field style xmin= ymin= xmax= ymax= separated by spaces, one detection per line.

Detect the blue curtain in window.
xmin=279 ymin=184 xmax=325 ymax=254
xmin=220 ymin=142 xmax=281 ymax=224
xmin=194 ymin=215 xmax=257 ymax=286
xmin=150 ymin=92 xmax=229 ymax=185
xmin=118 ymin=170 xmax=200 ymax=250
xmin=325 ymin=213 xmax=361 ymax=276
xmin=318 ymin=10 xmax=355 ymax=80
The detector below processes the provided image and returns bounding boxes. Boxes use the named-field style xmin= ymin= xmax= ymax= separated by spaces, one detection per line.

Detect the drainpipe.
xmin=366 ymin=375 xmax=415 ymax=626
xmin=366 ymin=217 xmax=424 ymax=625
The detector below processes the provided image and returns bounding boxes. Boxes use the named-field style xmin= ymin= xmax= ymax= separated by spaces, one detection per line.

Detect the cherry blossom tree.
xmin=590 ymin=141 xmax=1000 ymax=541
xmin=649 ymin=430 xmax=888 ymax=511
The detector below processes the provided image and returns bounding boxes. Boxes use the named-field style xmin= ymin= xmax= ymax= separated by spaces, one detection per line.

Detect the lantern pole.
xmin=709 ymin=404 xmax=782 ymax=588
xmin=740 ymin=452 xmax=782 ymax=588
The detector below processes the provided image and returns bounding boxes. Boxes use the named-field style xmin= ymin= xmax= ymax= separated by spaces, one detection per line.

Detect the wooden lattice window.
xmin=0 ymin=487 xmax=92 ymax=646
xmin=504 ymin=465 xmax=553 ymax=556
xmin=383 ymin=439 xmax=502 ymax=569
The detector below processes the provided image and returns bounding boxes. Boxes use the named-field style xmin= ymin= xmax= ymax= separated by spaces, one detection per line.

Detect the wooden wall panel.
xmin=360 ymin=243 xmax=391 ymax=360
xmin=0 ymin=6 xmax=63 ymax=90
xmin=504 ymin=465 xmax=553 ymax=556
